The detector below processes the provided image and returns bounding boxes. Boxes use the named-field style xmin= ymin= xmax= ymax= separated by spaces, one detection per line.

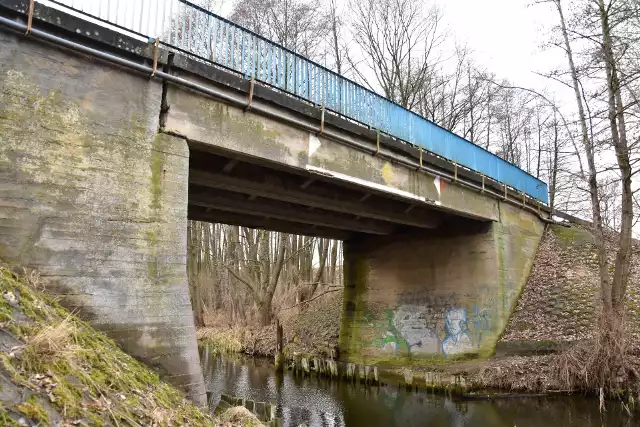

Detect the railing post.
xmin=241 ymin=32 xmax=245 ymax=77
xmin=318 ymin=105 xmax=325 ymax=136
xmin=25 ymin=0 xmax=34 ymax=35
xmin=294 ymin=56 xmax=297 ymax=95
xmin=150 ymin=38 xmax=159 ymax=77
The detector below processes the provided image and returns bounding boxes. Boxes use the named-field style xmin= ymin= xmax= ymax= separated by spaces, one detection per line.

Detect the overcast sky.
xmin=440 ymin=0 xmax=580 ymax=104
xmin=438 ymin=0 xmax=559 ymax=86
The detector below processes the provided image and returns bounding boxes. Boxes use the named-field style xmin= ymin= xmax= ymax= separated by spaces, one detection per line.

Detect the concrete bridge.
xmin=0 ymin=1 xmax=548 ymax=404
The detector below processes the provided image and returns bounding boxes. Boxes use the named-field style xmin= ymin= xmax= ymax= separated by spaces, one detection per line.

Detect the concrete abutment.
xmin=339 ymin=202 xmax=544 ymax=365
xmin=0 ymin=31 xmax=206 ymax=404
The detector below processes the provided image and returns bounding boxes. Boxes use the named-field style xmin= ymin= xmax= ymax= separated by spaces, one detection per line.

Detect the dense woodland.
xmin=185 ymin=0 xmax=639 ymax=396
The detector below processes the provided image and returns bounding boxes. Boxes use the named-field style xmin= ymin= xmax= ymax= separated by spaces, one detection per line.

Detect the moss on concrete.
xmin=196 ymin=98 xmax=291 ymax=157
xmin=550 ymin=224 xmax=595 ymax=247
xmin=338 ymin=241 xmax=368 ymax=362
xmin=150 ymin=134 xmax=166 ymax=216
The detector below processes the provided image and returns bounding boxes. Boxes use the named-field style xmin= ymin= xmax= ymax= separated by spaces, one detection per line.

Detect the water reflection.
xmin=201 ymin=349 xmax=635 ymax=427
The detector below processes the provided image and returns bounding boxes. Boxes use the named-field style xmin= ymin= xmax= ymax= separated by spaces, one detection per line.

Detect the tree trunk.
xmin=258 ymin=300 xmax=272 ymax=327
xmin=597 ymin=0 xmax=633 ymax=322
xmin=554 ymin=0 xmax=611 ymax=318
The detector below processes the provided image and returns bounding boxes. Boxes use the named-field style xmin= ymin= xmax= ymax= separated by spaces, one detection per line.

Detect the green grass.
xmin=0 ymin=265 xmax=218 ymax=426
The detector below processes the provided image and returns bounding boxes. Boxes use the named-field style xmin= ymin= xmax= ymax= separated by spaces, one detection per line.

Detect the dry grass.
xmin=23 ymin=316 xmax=76 ymax=358
xmin=474 ymin=355 xmax=558 ymax=392
xmin=197 ymin=327 xmax=244 ymax=354
xmin=22 ymin=267 xmax=46 ymax=292
xmin=219 ymin=406 xmax=263 ymax=426
xmin=553 ymin=318 xmax=640 ymax=401
xmin=0 ymin=264 xmax=220 ymax=426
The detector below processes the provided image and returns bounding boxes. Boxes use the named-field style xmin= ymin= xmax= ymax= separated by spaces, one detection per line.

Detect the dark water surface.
xmin=201 ymin=350 xmax=636 ymax=427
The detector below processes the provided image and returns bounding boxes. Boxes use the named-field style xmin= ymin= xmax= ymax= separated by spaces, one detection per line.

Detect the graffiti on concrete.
xmin=442 ymin=308 xmax=474 ymax=357
xmin=392 ymin=305 xmax=439 ymax=354
xmin=370 ymin=305 xmax=438 ymax=356
xmin=371 ymin=305 xmax=438 ymax=356
xmin=378 ymin=331 xmax=398 ymax=353
xmin=470 ymin=304 xmax=492 ymax=347
xmin=367 ymin=288 xmax=498 ymax=358
xmin=397 ymin=292 xmax=458 ymax=308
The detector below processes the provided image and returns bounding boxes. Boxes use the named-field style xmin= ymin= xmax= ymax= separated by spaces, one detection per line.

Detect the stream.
xmin=201 ymin=349 xmax=636 ymax=427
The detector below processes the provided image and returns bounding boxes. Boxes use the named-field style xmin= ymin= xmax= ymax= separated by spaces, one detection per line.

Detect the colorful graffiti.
xmin=470 ymin=304 xmax=492 ymax=348
xmin=365 ymin=287 xmax=499 ymax=358
xmin=392 ymin=305 xmax=439 ymax=354
xmin=368 ymin=303 xmax=495 ymax=358
xmin=441 ymin=308 xmax=474 ymax=357
xmin=370 ymin=305 xmax=438 ymax=356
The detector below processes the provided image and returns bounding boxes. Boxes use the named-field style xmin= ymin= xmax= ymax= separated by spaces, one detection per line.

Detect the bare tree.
xmin=230 ymin=0 xmax=330 ymax=59
xmin=187 ymin=221 xmax=343 ymax=327
xmin=326 ymin=0 xmax=345 ymax=74
xmin=492 ymin=86 xmax=535 ymax=167
xmin=594 ymin=0 xmax=634 ymax=322
xmin=347 ymin=0 xmax=445 ymax=109
xmin=538 ymin=0 xmax=638 ymax=395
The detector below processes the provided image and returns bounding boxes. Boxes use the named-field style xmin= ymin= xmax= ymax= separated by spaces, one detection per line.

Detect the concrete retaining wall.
xmin=0 ymin=31 xmax=205 ymax=403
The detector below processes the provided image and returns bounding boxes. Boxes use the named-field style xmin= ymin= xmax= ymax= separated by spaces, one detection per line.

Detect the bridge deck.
xmin=15 ymin=0 xmax=548 ymax=204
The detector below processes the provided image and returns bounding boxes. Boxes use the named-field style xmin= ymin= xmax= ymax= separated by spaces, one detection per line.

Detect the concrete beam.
xmin=188 ymin=206 xmax=353 ymax=240
xmin=189 ymin=187 xmax=396 ymax=235
xmin=165 ymin=73 xmax=501 ymax=222
xmin=189 ymin=169 xmax=442 ymax=230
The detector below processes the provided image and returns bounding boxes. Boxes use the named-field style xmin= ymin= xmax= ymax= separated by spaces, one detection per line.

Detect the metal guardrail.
xmin=43 ymin=0 xmax=549 ymax=204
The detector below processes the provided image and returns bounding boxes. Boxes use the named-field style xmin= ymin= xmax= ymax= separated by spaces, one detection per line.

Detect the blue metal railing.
xmin=44 ymin=0 xmax=549 ymax=204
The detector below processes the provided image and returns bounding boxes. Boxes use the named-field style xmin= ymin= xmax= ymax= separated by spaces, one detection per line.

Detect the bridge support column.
xmin=0 ymin=32 xmax=205 ymax=404
xmin=339 ymin=203 xmax=544 ymax=364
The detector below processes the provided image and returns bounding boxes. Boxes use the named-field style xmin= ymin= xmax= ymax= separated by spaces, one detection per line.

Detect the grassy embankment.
xmin=0 ymin=264 xmax=262 ymax=426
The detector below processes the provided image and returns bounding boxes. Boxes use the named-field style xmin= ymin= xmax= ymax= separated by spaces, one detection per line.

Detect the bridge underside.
xmin=186 ymin=143 xmax=544 ymax=363
xmin=188 ymin=146 xmax=452 ymax=241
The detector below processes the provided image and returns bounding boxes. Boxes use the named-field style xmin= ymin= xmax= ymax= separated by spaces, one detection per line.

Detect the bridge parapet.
xmin=4 ymin=0 xmax=548 ymax=204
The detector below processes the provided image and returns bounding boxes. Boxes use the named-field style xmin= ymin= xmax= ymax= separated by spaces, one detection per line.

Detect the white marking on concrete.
xmin=305 ymin=164 xmax=426 ymax=203
xmin=308 ymin=133 xmax=321 ymax=158
xmin=434 ymin=176 xmax=442 ymax=197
